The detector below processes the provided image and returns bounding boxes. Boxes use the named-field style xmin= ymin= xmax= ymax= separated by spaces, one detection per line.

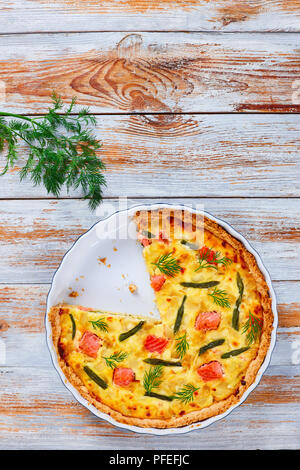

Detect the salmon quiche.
xmin=49 ymin=209 xmax=273 ymax=429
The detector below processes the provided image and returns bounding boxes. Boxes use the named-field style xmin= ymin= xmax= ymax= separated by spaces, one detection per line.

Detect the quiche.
xmin=49 ymin=209 xmax=273 ymax=429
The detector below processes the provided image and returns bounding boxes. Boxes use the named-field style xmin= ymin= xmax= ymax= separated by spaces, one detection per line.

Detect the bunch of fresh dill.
xmin=0 ymin=93 xmax=106 ymax=209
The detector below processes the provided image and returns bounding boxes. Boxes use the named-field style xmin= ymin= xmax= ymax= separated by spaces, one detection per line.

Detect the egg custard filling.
xmin=49 ymin=209 xmax=273 ymax=428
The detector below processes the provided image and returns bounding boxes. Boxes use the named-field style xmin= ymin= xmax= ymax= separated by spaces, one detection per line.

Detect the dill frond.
xmin=89 ymin=317 xmax=109 ymax=332
xmin=173 ymin=384 xmax=199 ymax=405
xmin=143 ymin=365 xmax=163 ymax=394
xmin=175 ymin=332 xmax=189 ymax=360
xmin=152 ymin=252 xmax=181 ymax=277
xmin=242 ymin=312 xmax=262 ymax=345
xmin=208 ymin=287 xmax=231 ymax=309
xmin=102 ymin=351 xmax=128 ymax=369
xmin=0 ymin=93 xmax=106 ymax=209
xmin=195 ymin=246 xmax=232 ymax=272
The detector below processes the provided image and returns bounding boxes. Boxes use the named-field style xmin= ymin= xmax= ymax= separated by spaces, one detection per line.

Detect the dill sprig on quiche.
xmin=175 ymin=332 xmax=189 ymax=360
xmin=102 ymin=351 xmax=128 ymax=369
xmin=195 ymin=246 xmax=232 ymax=272
xmin=174 ymin=384 xmax=200 ymax=405
xmin=0 ymin=93 xmax=106 ymax=210
xmin=242 ymin=312 xmax=262 ymax=345
xmin=152 ymin=252 xmax=181 ymax=277
xmin=143 ymin=365 xmax=174 ymax=401
xmin=143 ymin=365 xmax=163 ymax=394
xmin=89 ymin=317 xmax=109 ymax=332
xmin=208 ymin=287 xmax=231 ymax=309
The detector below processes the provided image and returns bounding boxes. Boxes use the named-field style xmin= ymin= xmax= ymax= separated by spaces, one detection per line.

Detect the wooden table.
xmin=0 ymin=1 xmax=299 ymax=450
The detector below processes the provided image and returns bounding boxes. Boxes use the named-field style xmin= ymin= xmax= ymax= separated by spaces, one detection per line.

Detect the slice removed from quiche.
xmin=49 ymin=209 xmax=273 ymax=429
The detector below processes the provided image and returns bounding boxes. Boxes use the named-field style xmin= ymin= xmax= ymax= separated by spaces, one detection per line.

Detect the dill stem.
xmin=0 ymin=122 xmax=39 ymax=150
xmin=0 ymin=112 xmax=75 ymax=158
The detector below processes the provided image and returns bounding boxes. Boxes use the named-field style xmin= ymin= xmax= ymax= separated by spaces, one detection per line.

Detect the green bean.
xmin=232 ymin=272 xmax=244 ymax=331
xmin=180 ymin=281 xmax=219 ymax=289
xmin=69 ymin=313 xmax=76 ymax=340
xmin=83 ymin=366 xmax=108 ymax=389
xmin=119 ymin=321 xmax=145 ymax=342
xmin=142 ymin=230 xmax=155 ymax=239
xmin=144 ymin=392 xmax=174 ymax=401
xmin=143 ymin=358 xmax=182 ymax=367
xmin=198 ymin=339 xmax=225 ymax=356
xmin=221 ymin=347 xmax=250 ymax=359
xmin=173 ymin=295 xmax=187 ymax=333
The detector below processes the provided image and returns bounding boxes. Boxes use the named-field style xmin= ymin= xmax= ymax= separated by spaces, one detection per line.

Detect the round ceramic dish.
xmin=46 ymin=203 xmax=277 ymax=435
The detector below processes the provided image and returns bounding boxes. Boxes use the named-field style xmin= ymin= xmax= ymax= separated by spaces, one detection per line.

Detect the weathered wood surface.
xmin=1 ymin=32 xmax=300 ymax=114
xmin=0 ymin=280 xmax=299 ymax=449
xmin=1 ymin=0 xmax=300 ymax=33
xmin=0 ymin=114 xmax=299 ymax=198
xmin=1 ymin=0 xmax=299 ymax=451
xmin=0 ymin=198 xmax=299 ymax=283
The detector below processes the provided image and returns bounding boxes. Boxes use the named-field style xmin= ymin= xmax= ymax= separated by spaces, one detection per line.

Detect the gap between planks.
xmin=2 ymin=112 xmax=300 ymax=116
xmin=1 ymin=30 xmax=300 ymax=35
xmin=1 ymin=196 xmax=300 ymax=201
xmin=1 ymin=31 xmax=300 ymax=37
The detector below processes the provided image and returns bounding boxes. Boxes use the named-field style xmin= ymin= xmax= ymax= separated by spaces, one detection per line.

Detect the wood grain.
xmin=1 ymin=0 xmax=299 ymax=450
xmin=0 ymin=198 xmax=299 ymax=283
xmin=0 ymin=366 xmax=299 ymax=449
xmin=1 ymin=32 xmax=300 ymax=114
xmin=0 ymin=367 xmax=299 ymax=450
xmin=1 ymin=1 xmax=300 ymax=33
xmin=0 ymin=114 xmax=299 ymax=198
xmin=0 ymin=280 xmax=299 ymax=449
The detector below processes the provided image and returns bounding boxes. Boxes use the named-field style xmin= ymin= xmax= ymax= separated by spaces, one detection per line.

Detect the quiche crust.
xmin=49 ymin=209 xmax=273 ymax=429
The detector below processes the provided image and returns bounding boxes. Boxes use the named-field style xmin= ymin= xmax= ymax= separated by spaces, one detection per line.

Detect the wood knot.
xmin=0 ymin=321 xmax=9 ymax=332
xmin=116 ymin=34 xmax=143 ymax=59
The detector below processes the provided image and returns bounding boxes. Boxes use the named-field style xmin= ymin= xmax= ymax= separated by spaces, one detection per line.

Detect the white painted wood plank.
xmin=1 ymin=0 xmax=300 ymax=33
xmin=0 ymin=114 xmax=299 ymax=198
xmin=0 ymin=366 xmax=299 ymax=449
xmin=0 ymin=404 xmax=299 ymax=450
xmin=0 ymin=198 xmax=299 ymax=283
xmin=0 ymin=32 xmax=299 ymax=113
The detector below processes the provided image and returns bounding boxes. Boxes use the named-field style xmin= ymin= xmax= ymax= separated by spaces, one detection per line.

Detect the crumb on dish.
xmin=69 ymin=290 xmax=79 ymax=298
xmin=129 ymin=283 xmax=137 ymax=294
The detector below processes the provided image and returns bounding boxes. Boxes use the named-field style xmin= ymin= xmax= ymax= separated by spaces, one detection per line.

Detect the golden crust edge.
xmin=48 ymin=209 xmax=274 ymax=429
